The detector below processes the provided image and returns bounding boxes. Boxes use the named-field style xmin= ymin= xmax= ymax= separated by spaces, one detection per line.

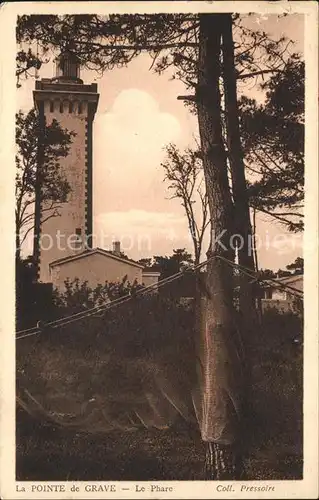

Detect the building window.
xmin=59 ymin=101 xmax=64 ymax=113
xmin=78 ymin=102 xmax=82 ymax=114
xmin=60 ymin=60 xmax=66 ymax=75
xmin=74 ymin=228 xmax=82 ymax=250
xmin=265 ymin=289 xmax=272 ymax=299
xmin=69 ymin=101 xmax=73 ymax=113
xmin=50 ymin=101 xmax=54 ymax=112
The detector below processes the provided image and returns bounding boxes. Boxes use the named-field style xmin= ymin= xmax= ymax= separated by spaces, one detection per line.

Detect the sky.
xmin=17 ymin=13 xmax=304 ymax=270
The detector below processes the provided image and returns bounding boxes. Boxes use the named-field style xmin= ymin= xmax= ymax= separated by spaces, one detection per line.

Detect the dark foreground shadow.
xmin=16 ymin=408 xmax=302 ymax=481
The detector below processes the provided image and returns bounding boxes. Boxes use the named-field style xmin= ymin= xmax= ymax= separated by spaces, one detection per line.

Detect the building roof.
xmin=275 ymin=274 xmax=303 ymax=284
xmin=142 ymin=267 xmax=161 ymax=275
xmin=262 ymin=274 xmax=303 ymax=286
xmin=49 ymin=247 xmax=144 ymax=269
xmin=261 ymin=273 xmax=303 ymax=295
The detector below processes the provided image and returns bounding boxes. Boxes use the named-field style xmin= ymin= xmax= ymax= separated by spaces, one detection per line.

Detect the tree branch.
xmin=253 ymin=205 xmax=303 ymax=226
xmin=20 ymin=224 xmax=35 ymax=246
xmin=237 ymin=68 xmax=282 ymax=80
xmin=177 ymin=95 xmax=197 ymax=102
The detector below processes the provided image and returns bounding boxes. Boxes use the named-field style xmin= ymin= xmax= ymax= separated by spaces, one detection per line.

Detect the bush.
xmin=249 ymin=309 xmax=303 ymax=450
xmin=52 ymin=276 xmax=143 ymax=315
xmin=16 ymin=281 xmax=197 ymax=432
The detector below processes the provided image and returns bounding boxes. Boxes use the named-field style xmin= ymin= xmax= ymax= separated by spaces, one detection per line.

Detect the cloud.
xmin=95 ymin=208 xmax=186 ymax=230
xmin=93 ymin=209 xmax=191 ymax=258
xmin=94 ymin=89 xmax=181 ymax=165
xmin=93 ymin=89 xmax=182 ymax=215
xmin=97 ymin=89 xmax=181 ymax=150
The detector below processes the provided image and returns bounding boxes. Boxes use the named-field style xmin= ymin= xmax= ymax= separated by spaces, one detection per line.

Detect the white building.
xmin=261 ymin=274 xmax=303 ymax=312
xmin=49 ymin=245 xmax=159 ymax=292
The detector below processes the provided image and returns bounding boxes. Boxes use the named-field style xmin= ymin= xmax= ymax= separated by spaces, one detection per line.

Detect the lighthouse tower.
xmin=33 ymin=51 xmax=99 ymax=283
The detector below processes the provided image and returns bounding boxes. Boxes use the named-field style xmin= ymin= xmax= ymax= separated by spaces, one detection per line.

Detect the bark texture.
xmin=204 ymin=442 xmax=246 ymax=480
xmin=194 ymin=14 xmax=245 ymax=478
xmin=222 ymin=14 xmax=259 ymax=450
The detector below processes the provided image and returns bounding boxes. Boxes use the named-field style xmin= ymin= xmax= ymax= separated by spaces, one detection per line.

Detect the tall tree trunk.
xmin=221 ymin=13 xmax=258 ymax=454
xmin=15 ymin=229 xmax=21 ymax=328
xmin=33 ymin=102 xmax=45 ymax=281
xmin=16 ymin=227 xmax=21 ymax=261
xmin=252 ymin=208 xmax=258 ymax=273
xmin=194 ymin=13 xmax=245 ymax=479
xmin=252 ymin=207 xmax=263 ymax=322
xmin=221 ymin=14 xmax=256 ymax=302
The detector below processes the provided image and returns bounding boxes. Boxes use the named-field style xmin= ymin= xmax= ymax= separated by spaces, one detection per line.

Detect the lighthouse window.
xmin=74 ymin=228 xmax=82 ymax=250
xmin=60 ymin=60 xmax=66 ymax=75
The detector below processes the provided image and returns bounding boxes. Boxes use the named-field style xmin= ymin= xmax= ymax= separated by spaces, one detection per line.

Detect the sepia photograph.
xmin=0 ymin=1 xmax=318 ymax=498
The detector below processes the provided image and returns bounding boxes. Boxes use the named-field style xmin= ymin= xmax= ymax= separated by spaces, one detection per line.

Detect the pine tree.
xmin=240 ymin=59 xmax=304 ymax=232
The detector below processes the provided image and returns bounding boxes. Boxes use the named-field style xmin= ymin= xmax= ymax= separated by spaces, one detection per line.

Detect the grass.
xmin=16 ymin=306 xmax=303 ymax=481
xmin=16 ymin=409 xmax=302 ymax=481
